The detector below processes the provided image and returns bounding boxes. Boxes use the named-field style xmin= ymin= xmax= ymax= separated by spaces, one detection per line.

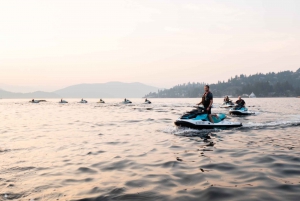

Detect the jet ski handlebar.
xmin=193 ymin=105 xmax=205 ymax=112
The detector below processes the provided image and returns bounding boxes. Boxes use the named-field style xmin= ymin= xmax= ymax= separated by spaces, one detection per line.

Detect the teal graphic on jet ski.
xmin=175 ymin=106 xmax=242 ymax=129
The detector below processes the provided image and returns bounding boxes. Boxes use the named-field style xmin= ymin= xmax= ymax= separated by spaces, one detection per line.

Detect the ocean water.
xmin=1 ymin=98 xmax=300 ymax=201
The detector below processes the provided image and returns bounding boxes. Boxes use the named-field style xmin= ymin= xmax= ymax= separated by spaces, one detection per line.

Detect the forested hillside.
xmin=145 ymin=69 xmax=300 ymax=98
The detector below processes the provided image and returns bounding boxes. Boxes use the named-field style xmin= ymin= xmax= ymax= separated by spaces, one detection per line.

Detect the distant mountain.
xmin=145 ymin=68 xmax=300 ymax=98
xmin=54 ymin=82 xmax=159 ymax=98
xmin=0 ymin=82 xmax=159 ymax=99
xmin=0 ymin=89 xmax=59 ymax=99
xmin=0 ymin=83 xmax=57 ymax=93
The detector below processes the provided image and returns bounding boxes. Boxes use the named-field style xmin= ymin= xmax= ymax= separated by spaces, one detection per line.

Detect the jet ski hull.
xmin=220 ymin=102 xmax=235 ymax=108
xmin=174 ymin=119 xmax=242 ymax=129
xmin=220 ymin=105 xmax=235 ymax=108
xmin=229 ymin=107 xmax=254 ymax=115
xmin=229 ymin=111 xmax=254 ymax=115
xmin=175 ymin=110 xmax=242 ymax=129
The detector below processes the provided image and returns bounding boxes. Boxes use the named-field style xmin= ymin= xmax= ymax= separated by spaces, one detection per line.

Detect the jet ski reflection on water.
xmin=122 ymin=98 xmax=132 ymax=104
xmin=144 ymin=98 xmax=151 ymax=104
xmin=97 ymin=99 xmax=105 ymax=103
xmin=78 ymin=99 xmax=88 ymax=103
xmin=229 ymin=106 xmax=254 ymax=115
xmin=175 ymin=106 xmax=242 ymax=129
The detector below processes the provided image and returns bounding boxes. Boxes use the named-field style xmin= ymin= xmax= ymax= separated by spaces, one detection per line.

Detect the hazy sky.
xmin=1 ymin=0 xmax=299 ymax=92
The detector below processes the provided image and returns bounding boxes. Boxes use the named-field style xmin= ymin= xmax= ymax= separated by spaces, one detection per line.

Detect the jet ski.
xmin=59 ymin=99 xmax=68 ymax=103
xmin=229 ymin=106 xmax=254 ymax=115
xmin=97 ymin=99 xmax=105 ymax=103
xmin=30 ymin=99 xmax=40 ymax=103
xmin=78 ymin=99 xmax=88 ymax=103
xmin=220 ymin=101 xmax=235 ymax=108
xmin=144 ymin=99 xmax=151 ymax=104
xmin=174 ymin=106 xmax=242 ymax=129
xmin=122 ymin=99 xmax=132 ymax=104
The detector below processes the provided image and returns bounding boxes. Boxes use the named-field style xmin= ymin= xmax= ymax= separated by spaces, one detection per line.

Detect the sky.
xmin=0 ymin=0 xmax=299 ymax=92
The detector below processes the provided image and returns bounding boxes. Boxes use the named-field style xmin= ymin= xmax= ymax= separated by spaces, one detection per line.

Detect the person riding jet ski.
xmin=235 ymin=96 xmax=245 ymax=109
xmin=224 ymin=96 xmax=230 ymax=103
xmin=123 ymin=98 xmax=132 ymax=104
xmin=144 ymin=98 xmax=151 ymax=104
xmin=220 ymin=96 xmax=235 ymax=108
xmin=197 ymin=85 xmax=214 ymax=123
xmin=59 ymin=99 xmax=68 ymax=103
xmin=79 ymin=98 xmax=88 ymax=103
xmin=98 ymin=99 xmax=105 ymax=103
xmin=30 ymin=99 xmax=39 ymax=103
xmin=229 ymin=96 xmax=254 ymax=115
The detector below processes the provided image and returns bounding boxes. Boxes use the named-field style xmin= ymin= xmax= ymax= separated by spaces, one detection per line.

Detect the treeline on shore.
xmin=145 ymin=68 xmax=300 ymax=98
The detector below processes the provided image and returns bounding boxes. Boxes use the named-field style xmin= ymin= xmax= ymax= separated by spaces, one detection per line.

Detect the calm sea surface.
xmin=1 ymin=98 xmax=300 ymax=201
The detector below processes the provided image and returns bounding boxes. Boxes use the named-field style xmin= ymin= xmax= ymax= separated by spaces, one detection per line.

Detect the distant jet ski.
xmin=229 ymin=106 xmax=254 ymax=115
xmin=30 ymin=99 xmax=40 ymax=103
xmin=59 ymin=99 xmax=68 ymax=103
xmin=122 ymin=99 xmax=132 ymax=104
xmin=220 ymin=101 xmax=235 ymax=108
xmin=174 ymin=106 xmax=242 ymax=129
xmin=144 ymin=99 xmax=151 ymax=104
xmin=97 ymin=99 xmax=105 ymax=103
xmin=78 ymin=99 xmax=88 ymax=103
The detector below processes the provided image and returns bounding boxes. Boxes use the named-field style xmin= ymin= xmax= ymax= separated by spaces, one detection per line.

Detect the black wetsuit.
xmin=235 ymin=99 xmax=245 ymax=109
xmin=202 ymin=91 xmax=213 ymax=114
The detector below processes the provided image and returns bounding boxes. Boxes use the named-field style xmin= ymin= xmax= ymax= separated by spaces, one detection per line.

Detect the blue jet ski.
xmin=175 ymin=106 xmax=242 ymax=129
xmin=229 ymin=106 xmax=254 ymax=115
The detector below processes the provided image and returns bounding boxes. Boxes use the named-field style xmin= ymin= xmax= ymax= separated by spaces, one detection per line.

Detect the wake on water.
xmin=160 ymin=114 xmax=300 ymax=136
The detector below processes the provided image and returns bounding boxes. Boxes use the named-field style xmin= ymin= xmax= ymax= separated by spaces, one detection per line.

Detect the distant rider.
xmin=224 ymin=96 xmax=230 ymax=103
xmin=197 ymin=85 xmax=214 ymax=123
xmin=235 ymin=96 xmax=245 ymax=108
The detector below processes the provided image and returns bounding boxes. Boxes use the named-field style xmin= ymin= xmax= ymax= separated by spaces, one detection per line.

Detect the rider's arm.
xmin=208 ymin=99 xmax=213 ymax=108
